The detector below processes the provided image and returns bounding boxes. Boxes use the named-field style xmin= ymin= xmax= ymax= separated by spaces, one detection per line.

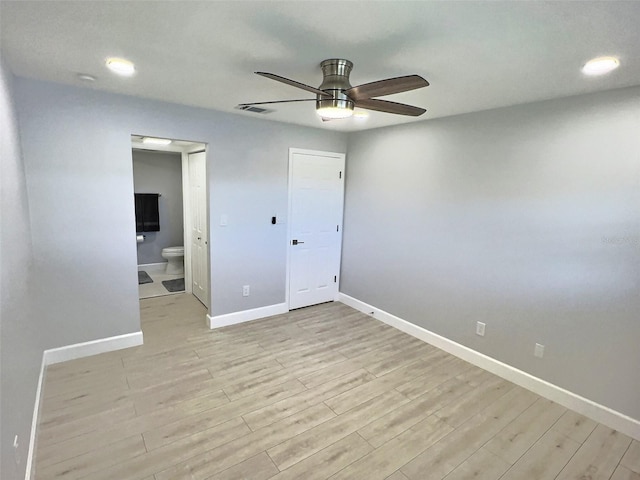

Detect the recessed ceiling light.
xmin=142 ymin=137 xmax=172 ymax=145
xmin=105 ymin=57 xmax=135 ymax=76
xmin=582 ymin=56 xmax=620 ymax=76
xmin=77 ymin=73 xmax=97 ymax=82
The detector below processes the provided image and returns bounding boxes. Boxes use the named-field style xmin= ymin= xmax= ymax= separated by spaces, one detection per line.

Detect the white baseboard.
xmin=43 ymin=331 xmax=144 ymax=365
xmin=25 ymin=330 xmax=143 ymax=478
xmin=207 ymin=303 xmax=288 ymax=329
xmin=24 ymin=356 xmax=46 ymax=480
xmin=338 ymin=293 xmax=640 ymax=441
xmin=138 ymin=262 xmax=166 ymax=274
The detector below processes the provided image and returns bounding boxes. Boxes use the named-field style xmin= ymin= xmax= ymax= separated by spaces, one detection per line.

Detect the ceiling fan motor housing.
xmin=317 ymin=59 xmax=354 ymax=112
xmin=246 ymin=59 xmax=428 ymax=117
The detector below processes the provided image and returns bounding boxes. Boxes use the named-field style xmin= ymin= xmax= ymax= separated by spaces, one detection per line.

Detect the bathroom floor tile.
xmin=138 ymin=267 xmax=184 ymax=300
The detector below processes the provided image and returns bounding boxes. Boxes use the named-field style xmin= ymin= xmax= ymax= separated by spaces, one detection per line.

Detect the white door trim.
xmin=181 ymin=151 xmax=193 ymax=294
xmin=286 ymin=148 xmax=346 ymax=310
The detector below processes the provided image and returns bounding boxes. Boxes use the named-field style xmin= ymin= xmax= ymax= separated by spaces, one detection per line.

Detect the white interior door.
xmin=288 ymin=149 xmax=345 ymax=310
xmin=188 ymin=151 xmax=208 ymax=307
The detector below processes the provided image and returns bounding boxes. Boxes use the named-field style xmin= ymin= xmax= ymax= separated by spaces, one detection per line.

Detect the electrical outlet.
xmin=534 ymin=343 xmax=545 ymax=358
xmin=476 ymin=321 xmax=486 ymax=337
xmin=242 ymin=285 xmax=250 ymax=297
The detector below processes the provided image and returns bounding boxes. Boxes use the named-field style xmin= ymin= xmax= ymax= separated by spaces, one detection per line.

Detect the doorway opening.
xmin=131 ymin=135 xmax=209 ymax=308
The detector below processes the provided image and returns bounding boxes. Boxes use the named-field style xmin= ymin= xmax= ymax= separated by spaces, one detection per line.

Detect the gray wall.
xmin=341 ymin=86 xmax=640 ymax=421
xmin=132 ymin=150 xmax=184 ymax=265
xmin=0 ymin=58 xmax=39 ymax=480
xmin=13 ymin=77 xmax=347 ymax=333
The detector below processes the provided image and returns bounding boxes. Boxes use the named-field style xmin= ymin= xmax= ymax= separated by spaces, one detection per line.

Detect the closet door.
xmin=288 ymin=149 xmax=345 ymax=310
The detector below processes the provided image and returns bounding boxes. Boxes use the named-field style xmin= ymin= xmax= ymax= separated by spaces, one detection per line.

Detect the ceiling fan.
xmin=238 ymin=59 xmax=429 ymax=120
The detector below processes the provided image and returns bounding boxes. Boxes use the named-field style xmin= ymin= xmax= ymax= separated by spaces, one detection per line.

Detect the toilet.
xmin=161 ymin=246 xmax=184 ymax=275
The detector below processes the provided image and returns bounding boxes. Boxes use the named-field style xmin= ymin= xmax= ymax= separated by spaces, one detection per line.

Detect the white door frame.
xmin=180 ymin=151 xmax=193 ymax=294
xmin=130 ymin=137 xmax=208 ymax=301
xmin=286 ymin=147 xmax=346 ymax=310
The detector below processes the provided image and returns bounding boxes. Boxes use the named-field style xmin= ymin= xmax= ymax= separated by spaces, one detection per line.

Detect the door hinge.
xmin=334 ymin=275 xmax=337 ymax=283
xmin=339 ymin=171 xmax=342 ymax=179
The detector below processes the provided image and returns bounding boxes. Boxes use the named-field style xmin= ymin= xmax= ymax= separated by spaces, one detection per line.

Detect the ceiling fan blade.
xmin=237 ymin=99 xmax=317 ymax=107
xmin=346 ymin=75 xmax=429 ymax=100
xmin=256 ymin=72 xmax=332 ymax=97
xmin=355 ymin=98 xmax=426 ymax=116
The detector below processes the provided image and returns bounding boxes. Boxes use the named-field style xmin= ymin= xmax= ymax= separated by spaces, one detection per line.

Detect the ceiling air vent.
xmin=235 ymin=105 xmax=273 ymax=114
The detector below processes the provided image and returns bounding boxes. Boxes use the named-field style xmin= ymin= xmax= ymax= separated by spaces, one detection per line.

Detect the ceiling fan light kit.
xmin=240 ymin=58 xmax=429 ymax=121
xmin=316 ymin=100 xmax=354 ymax=119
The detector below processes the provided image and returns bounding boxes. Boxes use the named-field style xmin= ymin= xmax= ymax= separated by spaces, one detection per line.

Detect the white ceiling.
xmin=2 ymin=1 xmax=640 ymax=132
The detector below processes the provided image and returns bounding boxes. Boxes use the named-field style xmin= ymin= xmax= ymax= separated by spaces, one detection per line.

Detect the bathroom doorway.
xmin=131 ymin=135 xmax=209 ymax=307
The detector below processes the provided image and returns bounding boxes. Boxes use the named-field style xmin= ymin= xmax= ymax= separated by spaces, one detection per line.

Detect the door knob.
xmin=292 ymin=239 xmax=305 ymax=245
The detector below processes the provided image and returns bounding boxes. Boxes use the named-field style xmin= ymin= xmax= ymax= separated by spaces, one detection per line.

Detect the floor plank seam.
xmin=221 ymin=389 xmax=232 ymax=403
xmin=560 ymin=423 xmax=598 ymax=477
xmin=610 ymin=441 xmax=634 ymax=480
xmin=262 ymin=450 xmax=281 ymax=477
xmin=322 ymin=400 xmax=340 ymax=416
xmin=435 ymin=382 xmax=518 ymax=428
xmin=355 ymin=430 xmax=376 ymax=450
xmin=264 ymin=449 xmax=282 ymax=473
xmin=385 ymin=420 xmax=462 ymax=480
xmin=496 ymin=414 xmax=576 ymax=480
xmin=496 ymin=402 xmax=566 ymax=469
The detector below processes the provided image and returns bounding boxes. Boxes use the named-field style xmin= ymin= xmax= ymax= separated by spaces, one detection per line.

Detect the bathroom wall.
xmin=0 ymin=57 xmax=40 ymax=480
xmin=341 ymin=85 xmax=640 ymax=421
xmin=132 ymin=149 xmax=184 ymax=265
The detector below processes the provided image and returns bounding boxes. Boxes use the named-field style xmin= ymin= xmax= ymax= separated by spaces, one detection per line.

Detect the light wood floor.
xmin=34 ymin=294 xmax=640 ymax=480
